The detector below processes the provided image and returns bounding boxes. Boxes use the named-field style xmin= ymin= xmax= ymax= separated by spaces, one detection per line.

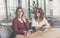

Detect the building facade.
xmin=0 ymin=0 xmax=60 ymax=21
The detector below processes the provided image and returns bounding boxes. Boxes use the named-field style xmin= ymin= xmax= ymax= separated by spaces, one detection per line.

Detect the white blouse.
xmin=31 ymin=18 xmax=50 ymax=27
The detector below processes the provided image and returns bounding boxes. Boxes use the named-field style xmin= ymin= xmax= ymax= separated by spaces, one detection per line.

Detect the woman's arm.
xmin=44 ymin=18 xmax=51 ymax=28
xmin=25 ymin=23 xmax=29 ymax=31
xmin=13 ymin=19 xmax=19 ymax=33
xmin=13 ymin=19 xmax=23 ymax=33
xmin=22 ymin=17 xmax=29 ymax=31
xmin=31 ymin=18 xmax=36 ymax=27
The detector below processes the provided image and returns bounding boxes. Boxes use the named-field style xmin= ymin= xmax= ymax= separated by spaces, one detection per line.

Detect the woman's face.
xmin=17 ymin=9 xmax=23 ymax=18
xmin=36 ymin=9 xmax=40 ymax=17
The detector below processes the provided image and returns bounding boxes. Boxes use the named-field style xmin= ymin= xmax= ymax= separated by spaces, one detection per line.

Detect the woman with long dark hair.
xmin=32 ymin=8 xmax=51 ymax=31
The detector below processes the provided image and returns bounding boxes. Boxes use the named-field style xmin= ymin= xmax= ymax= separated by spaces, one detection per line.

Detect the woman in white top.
xmin=31 ymin=8 xmax=51 ymax=31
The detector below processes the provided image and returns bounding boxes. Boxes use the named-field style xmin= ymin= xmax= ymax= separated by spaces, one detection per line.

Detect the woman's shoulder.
xmin=42 ymin=18 xmax=49 ymax=23
xmin=43 ymin=18 xmax=47 ymax=21
xmin=13 ymin=17 xmax=17 ymax=22
xmin=31 ymin=18 xmax=36 ymax=22
xmin=32 ymin=17 xmax=35 ymax=20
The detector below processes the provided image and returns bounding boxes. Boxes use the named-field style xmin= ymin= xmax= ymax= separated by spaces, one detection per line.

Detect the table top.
xmin=16 ymin=28 xmax=60 ymax=38
xmin=30 ymin=28 xmax=60 ymax=38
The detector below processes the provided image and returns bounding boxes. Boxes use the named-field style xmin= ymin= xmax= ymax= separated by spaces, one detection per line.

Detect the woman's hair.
xmin=35 ymin=8 xmax=44 ymax=20
xmin=15 ymin=7 xmax=24 ymax=17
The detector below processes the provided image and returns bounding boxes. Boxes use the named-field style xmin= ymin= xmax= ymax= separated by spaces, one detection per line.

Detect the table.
xmin=17 ymin=28 xmax=60 ymax=38
xmin=30 ymin=28 xmax=60 ymax=38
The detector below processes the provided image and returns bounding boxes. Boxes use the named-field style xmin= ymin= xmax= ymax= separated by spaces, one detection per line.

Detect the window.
xmin=50 ymin=9 xmax=53 ymax=16
xmin=0 ymin=0 xmax=6 ymax=20
xmin=49 ymin=0 xmax=53 ymax=1
xmin=7 ymin=0 xmax=18 ymax=20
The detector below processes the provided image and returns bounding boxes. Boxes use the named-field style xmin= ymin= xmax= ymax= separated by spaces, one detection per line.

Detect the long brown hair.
xmin=35 ymin=8 xmax=44 ymax=20
xmin=15 ymin=7 xmax=24 ymax=18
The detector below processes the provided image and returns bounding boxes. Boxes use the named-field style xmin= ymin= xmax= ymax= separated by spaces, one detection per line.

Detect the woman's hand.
xmin=22 ymin=16 xmax=26 ymax=22
xmin=24 ymin=30 xmax=31 ymax=36
xmin=35 ymin=26 xmax=42 ymax=30
xmin=24 ymin=31 xmax=27 ymax=36
xmin=27 ymin=30 xmax=32 ymax=36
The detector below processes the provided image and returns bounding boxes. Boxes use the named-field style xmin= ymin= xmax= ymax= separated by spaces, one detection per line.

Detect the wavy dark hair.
xmin=15 ymin=7 xmax=24 ymax=17
xmin=35 ymin=8 xmax=44 ymax=20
